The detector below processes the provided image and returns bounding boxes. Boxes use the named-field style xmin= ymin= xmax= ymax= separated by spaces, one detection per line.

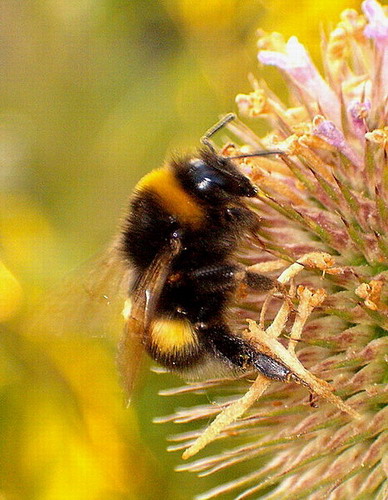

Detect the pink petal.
xmin=362 ymin=0 xmax=388 ymax=47
xmin=347 ymin=99 xmax=371 ymax=140
xmin=362 ymin=0 xmax=388 ymax=96
xmin=258 ymin=37 xmax=341 ymax=128
xmin=313 ymin=118 xmax=363 ymax=168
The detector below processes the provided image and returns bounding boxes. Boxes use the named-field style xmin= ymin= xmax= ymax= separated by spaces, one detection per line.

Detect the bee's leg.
xmin=188 ymin=264 xmax=277 ymax=293
xmin=199 ymin=322 xmax=292 ymax=382
xmin=187 ymin=264 xmax=244 ymax=293
xmin=243 ymin=270 xmax=277 ymax=292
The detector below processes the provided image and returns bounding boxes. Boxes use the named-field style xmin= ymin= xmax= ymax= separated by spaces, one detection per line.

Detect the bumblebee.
xmin=118 ymin=114 xmax=292 ymax=396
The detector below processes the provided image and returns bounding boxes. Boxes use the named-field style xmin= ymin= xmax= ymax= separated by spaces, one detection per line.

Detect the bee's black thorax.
xmin=122 ymin=151 xmax=259 ymax=274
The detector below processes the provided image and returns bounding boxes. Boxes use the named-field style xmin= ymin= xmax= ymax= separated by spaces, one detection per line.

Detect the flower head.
xmin=159 ymin=2 xmax=388 ymax=498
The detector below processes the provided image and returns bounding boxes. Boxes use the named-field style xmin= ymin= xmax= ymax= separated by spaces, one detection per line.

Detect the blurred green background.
xmin=0 ymin=1 xmax=361 ymax=499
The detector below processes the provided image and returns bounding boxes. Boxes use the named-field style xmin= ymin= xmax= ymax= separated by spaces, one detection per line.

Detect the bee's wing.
xmin=31 ymin=240 xmax=131 ymax=340
xmin=118 ymin=238 xmax=182 ymax=401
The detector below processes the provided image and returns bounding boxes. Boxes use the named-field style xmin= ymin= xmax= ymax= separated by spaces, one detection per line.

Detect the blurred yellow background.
xmin=0 ymin=1 xmax=361 ymax=499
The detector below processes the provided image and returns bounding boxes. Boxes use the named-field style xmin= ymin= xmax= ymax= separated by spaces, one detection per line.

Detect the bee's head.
xmin=173 ymin=148 xmax=257 ymax=205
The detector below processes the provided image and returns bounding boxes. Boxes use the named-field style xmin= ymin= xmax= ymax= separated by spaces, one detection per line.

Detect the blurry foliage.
xmin=0 ymin=0 xmax=361 ymax=499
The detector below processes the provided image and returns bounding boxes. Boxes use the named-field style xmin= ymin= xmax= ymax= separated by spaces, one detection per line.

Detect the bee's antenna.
xmin=228 ymin=151 xmax=285 ymax=160
xmin=200 ymin=114 xmax=284 ymax=159
xmin=201 ymin=113 xmax=236 ymax=152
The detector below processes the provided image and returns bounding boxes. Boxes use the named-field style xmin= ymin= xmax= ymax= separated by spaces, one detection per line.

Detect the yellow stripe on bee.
xmin=135 ymin=168 xmax=204 ymax=226
xmin=150 ymin=318 xmax=198 ymax=355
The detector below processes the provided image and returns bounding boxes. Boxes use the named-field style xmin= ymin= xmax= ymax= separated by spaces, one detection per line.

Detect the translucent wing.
xmin=30 ymin=239 xmax=132 ymax=341
xmin=118 ymin=238 xmax=182 ymax=401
